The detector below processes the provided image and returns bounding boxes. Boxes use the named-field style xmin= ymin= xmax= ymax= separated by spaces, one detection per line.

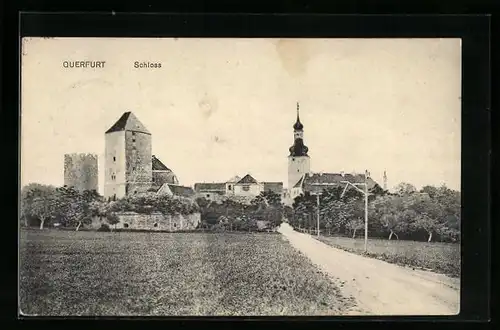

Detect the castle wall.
xmin=125 ymin=130 xmax=152 ymax=195
xmin=95 ymin=212 xmax=201 ymax=231
xmin=104 ymin=131 xmax=126 ymax=199
xmin=64 ymin=153 xmax=98 ymax=192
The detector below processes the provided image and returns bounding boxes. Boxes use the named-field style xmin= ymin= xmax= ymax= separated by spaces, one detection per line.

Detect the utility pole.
xmin=341 ymin=170 xmax=370 ymax=253
xmin=316 ymin=193 xmax=320 ymax=237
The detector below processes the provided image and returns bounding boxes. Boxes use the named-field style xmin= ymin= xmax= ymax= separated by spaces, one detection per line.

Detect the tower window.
xmin=292 ymin=158 xmax=295 ymax=161
xmin=228 ymin=185 xmax=232 ymax=190
xmin=113 ymin=156 xmax=116 ymax=162
xmin=132 ymin=132 xmax=136 ymax=136
xmin=297 ymin=169 xmax=300 ymax=172
xmin=132 ymin=138 xmax=136 ymax=142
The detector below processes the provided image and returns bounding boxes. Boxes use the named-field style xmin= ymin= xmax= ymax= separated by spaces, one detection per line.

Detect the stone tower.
xmin=104 ymin=112 xmax=152 ymax=199
xmin=288 ymin=102 xmax=310 ymax=190
xmin=64 ymin=153 xmax=98 ymax=192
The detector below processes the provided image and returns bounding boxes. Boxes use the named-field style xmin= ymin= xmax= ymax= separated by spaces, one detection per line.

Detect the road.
xmin=278 ymin=223 xmax=460 ymax=316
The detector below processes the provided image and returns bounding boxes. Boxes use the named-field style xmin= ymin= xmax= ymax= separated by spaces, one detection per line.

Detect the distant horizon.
xmin=21 ymin=38 xmax=461 ymax=194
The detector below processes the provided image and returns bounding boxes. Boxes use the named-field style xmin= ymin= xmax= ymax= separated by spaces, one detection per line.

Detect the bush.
xmin=97 ymin=224 xmax=111 ymax=232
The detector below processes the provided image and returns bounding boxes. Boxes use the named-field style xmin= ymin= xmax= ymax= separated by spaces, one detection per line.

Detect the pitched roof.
xmin=167 ymin=184 xmax=195 ymax=198
xmin=105 ymin=112 xmax=151 ymax=135
xmin=237 ymin=174 xmax=258 ymax=184
xmin=226 ymin=175 xmax=241 ymax=183
xmin=263 ymin=182 xmax=284 ymax=194
xmin=295 ymin=172 xmax=380 ymax=194
xmin=152 ymin=155 xmax=171 ymax=171
xmin=194 ymin=183 xmax=226 ymax=192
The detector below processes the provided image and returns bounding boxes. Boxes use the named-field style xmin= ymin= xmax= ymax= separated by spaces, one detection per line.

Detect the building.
xmin=104 ymin=111 xmax=183 ymax=200
xmin=284 ymin=103 xmax=382 ymax=204
xmin=194 ymin=174 xmax=284 ymax=202
xmin=157 ymin=183 xmax=196 ymax=199
xmin=288 ymin=102 xmax=311 ymax=193
xmin=290 ymin=172 xmax=382 ymax=200
xmin=63 ymin=153 xmax=98 ymax=192
xmin=104 ymin=112 xmax=152 ymax=199
xmin=152 ymin=155 xmax=179 ymax=190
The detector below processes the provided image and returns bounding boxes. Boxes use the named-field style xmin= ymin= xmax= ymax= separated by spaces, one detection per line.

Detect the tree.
xmin=345 ymin=218 xmax=364 ymax=239
xmin=21 ymin=183 xmax=58 ymax=228
xmin=106 ymin=212 xmax=120 ymax=230
xmin=394 ymin=182 xmax=417 ymax=196
xmin=411 ymin=213 xmax=442 ymax=242
xmin=27 ymin=187 xmax=58 ymax=229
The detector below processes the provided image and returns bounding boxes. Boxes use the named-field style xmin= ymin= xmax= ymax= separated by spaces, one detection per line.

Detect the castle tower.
xmin=104 ymin=112 xmax=152 ymax=199
xmin=64 ymin=153 xmax=98 ymax=192
xmin=288 ymin=102 xmax=310 ymax=190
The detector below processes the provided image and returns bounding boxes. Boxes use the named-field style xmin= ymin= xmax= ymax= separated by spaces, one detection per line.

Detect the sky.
xmin=20 ymin=38 xmax=461 ymax=194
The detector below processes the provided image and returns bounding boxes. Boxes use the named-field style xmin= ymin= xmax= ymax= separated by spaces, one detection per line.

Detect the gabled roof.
xmin=194 ymin=183 xmax=226 ymax=192
xmin=152 ymin=155 xmax=171 ymax=171
xmin=263 ymin=182 xmax=283 ymax=194
xmin=294 ymin=172 xmax=380 ymax=194
xmin=226 ymin=175 xmax=241 ymax=183
xmin=105 ymin=112 xmax=151 ymax=135
xmin=236 ymin=174 xmax=258 ymax=184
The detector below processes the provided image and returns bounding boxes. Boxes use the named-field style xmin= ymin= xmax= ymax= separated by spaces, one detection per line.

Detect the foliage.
xmin=394 ymin=182 xmax=417 ymax=196
xmin=288 ymin=182 xmax=460 ymax=243
xmin=197 ymin=191 xmax=284 ymax=232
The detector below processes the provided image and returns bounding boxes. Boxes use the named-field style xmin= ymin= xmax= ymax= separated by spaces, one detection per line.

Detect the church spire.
xmin=289 ymin=102 xmax=308 ymax=157
xmin=293 ymin=101 xmax=304 ymax=130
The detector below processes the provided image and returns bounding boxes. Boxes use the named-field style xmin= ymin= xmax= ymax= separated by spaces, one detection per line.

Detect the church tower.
xmin=288 ymin=102 xmax=310 ymax=190
xmin=104 ymin=112 xmax=153 ymax=199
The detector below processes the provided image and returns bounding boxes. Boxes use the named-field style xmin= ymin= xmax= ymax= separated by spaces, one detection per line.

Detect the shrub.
xmin=97 ymin=224 xmax=111 ymax=232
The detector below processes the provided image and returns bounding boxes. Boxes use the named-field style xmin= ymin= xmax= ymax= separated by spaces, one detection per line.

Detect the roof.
xmin=263 ymin=182 xmax=284 ymax=194
xmin=167 ymin=184 xmax=195 ymax=198
xmin=152 ymin=155 xmax=171 ymax=171
xmin=226 ymin=175 xmax=241 ymax=183
xmin=294 ymin=172 xmax=380 ymax=194
xmin=289 ymin=138 xmax=309 ymax=157
xmin=293 ymin=102 xmax=304 ymax=130
xmin=105 ymin=112 xmax=151 ymax=135
xmin=194 ymin=183 xmax=226 ymax=192
xmin=236 ymin=174 xmax=258 ymax=184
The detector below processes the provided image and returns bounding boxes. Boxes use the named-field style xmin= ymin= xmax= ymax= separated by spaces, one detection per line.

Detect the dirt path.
xmin=278 ymin=223 xmax=460 ymax=316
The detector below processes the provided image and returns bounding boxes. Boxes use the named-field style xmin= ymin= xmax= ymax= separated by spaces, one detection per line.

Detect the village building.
xmin=194 ymin=174 xmax=284 ymax=202
xmin=104 ymin=111 xmax=192 ymax=200
xmin=284 ymin=103 xmax=383 ymax=205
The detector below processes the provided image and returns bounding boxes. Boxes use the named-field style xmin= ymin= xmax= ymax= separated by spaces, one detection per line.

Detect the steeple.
xmin=289 ymin=102 xmax=308 ymax=157
xmin=383 ymin=170 xmax=388 ymax=190
xmin=293 ymin=102 xmax=304 ymax=130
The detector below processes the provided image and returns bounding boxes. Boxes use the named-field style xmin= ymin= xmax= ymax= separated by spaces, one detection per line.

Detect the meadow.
xmin=316 ymin=235 xmax=460 ymax=278
xmin=19 ymin=229 xmax=354 ymax=316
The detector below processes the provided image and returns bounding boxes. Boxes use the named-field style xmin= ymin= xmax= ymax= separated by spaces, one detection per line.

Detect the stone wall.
xmin=94 ymin=211 xmax=201 ymax=231
xmin=125 ymin=130 xmax=152 ymax=195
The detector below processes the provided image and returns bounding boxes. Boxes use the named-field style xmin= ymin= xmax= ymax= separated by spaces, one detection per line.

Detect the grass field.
xmin=316 ymin=235 xmax=460 ymax=278
xmin=20 ymin=229 xmax=354 ymax=316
